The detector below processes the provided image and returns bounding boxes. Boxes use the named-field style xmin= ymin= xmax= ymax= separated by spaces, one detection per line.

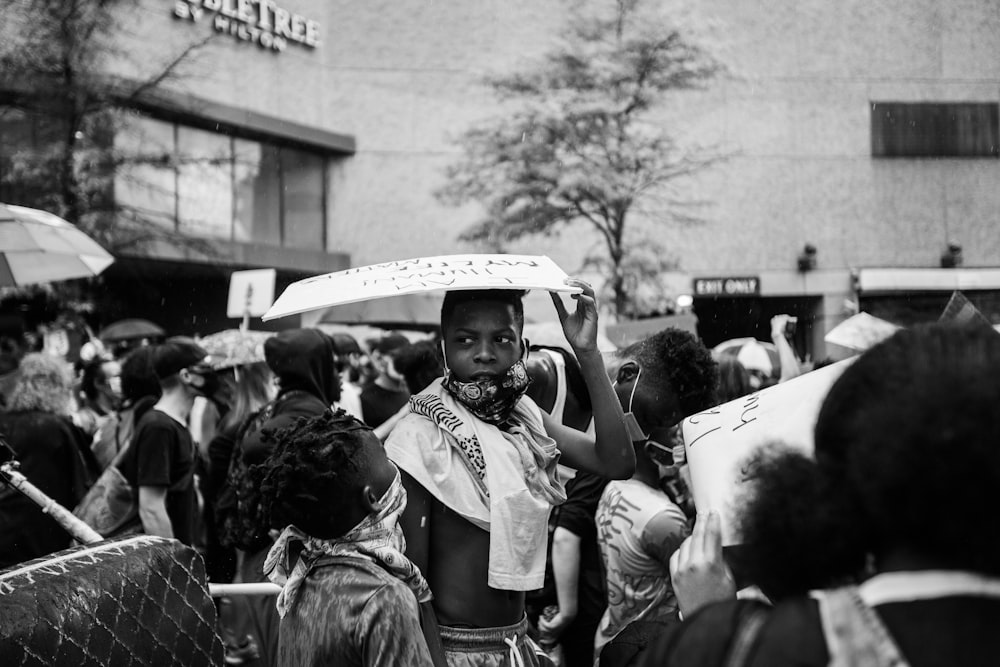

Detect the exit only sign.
xmin=693 ymin=276 xmax=760 ymax=297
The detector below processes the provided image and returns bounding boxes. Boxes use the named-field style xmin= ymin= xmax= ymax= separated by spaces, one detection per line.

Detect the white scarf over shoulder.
xmin=385 ymin=378 xmax=566 ymax=590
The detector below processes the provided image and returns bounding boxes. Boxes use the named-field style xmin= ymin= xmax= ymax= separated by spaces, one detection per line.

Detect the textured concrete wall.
xmin=116 ymin=0 xmax=1000 ymax=290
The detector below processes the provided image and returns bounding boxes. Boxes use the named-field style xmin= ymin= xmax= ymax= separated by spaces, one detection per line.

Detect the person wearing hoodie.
xmin=217 ymin=328 xmax=341 ymax=667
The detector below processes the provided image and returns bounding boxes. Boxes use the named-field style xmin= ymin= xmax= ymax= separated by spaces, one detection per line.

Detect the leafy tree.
xmin=439 ymin=0 xmax=725 ymax=318
xmin=0 ymin=0 xmax=212 ymax=255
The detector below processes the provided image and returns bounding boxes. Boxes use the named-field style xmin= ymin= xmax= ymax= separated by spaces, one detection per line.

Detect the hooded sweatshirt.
xmin=240 ymin=328 xmax=340 ymax=466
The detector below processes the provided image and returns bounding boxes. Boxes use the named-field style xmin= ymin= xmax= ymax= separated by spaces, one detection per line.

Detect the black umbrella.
xmin=98 ymin=318 xmax=166 ymax=343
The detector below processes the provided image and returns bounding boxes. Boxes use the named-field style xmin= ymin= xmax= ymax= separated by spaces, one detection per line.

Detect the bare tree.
xmin=438 ymin=0 xmax=725 ymax=318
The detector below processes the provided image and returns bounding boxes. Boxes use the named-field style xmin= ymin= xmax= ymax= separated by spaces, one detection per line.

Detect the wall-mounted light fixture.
xmin=797 ymin=243 xmax=817 ymax=272
xmin=940 ymin=242 xmax=963 ymax=268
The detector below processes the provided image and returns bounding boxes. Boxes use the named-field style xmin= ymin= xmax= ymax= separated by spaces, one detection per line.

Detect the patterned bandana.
xmin=441 ymin=358 xmax=532 ymax=426
xmin=263 ymin=468 xmax=432 ymax=618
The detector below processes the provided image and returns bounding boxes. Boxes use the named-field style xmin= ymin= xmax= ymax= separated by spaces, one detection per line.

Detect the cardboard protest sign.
xmin=681 ymin=359 xmax=854 ymax=544
xmin=824 ymin=312 xmax=900 ymax=351
xmin=227 ymin=268 xmax=277 ymax=318
xmin=264 ymin=254 xmax=581 ymax=321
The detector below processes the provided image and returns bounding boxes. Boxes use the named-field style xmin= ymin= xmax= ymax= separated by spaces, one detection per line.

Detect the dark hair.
xmin=246 ymin=410 xmax=376 ymax=539
xmin=441 ymin=289 xmax=526 ymax=333
xmin=738 ymin=323 xmax=1000 ymax=599
xmin=716 ymin=356 xmax=753 ymax=403
xmin=619 ymin=328 xmax=718 ymax=419
xmin=120 ymin=346 xmax=162 ymax=406
xmin=391 ymin=339 xmax=443 ymax=394
xmin=373 ymin=332 xmax=411 ymax=355
xmin=80 ymin=356 xmax=113 ymax=402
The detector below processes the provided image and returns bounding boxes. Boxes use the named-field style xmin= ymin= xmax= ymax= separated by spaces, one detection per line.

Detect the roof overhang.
xmin=857 ymin=267 xmax=1000 ymax=293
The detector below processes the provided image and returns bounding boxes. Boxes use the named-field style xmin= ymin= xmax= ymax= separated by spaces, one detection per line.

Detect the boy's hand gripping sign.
xmin=681 ymin=358 xmax=854 ymax=545
xmin=263 ymin=254 xmax=582 ymax=321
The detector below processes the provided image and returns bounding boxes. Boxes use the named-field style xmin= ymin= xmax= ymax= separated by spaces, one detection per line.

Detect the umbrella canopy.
xmin=315 ymin=293 xmax=445 ymax=332
xmin=99 ymin=318 xmax=166 ymax=343
xmin=199 ymin=329 xmax=274 ymax=370
xmin=713 ymin=337 xmax=781 ymax=378
xmin=0 ymin=203 xmax=114 ymax=287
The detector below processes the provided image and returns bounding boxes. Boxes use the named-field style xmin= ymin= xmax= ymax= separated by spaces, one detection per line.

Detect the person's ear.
xmin=616 ymin=360 xmax=640 ymax=385
xmin=361 ymin=484 xmax=383 ymax=513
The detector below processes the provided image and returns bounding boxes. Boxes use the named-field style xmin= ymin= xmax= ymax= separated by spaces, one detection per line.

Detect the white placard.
xmin=681 ymin=358 xmax=855 ymax=544
xmin=263 ymin=254 xmax=581 ymax=321
xmin=227 ymin=269 xmax=277 ymax=319
xmin=824 ymin=312 xmax=900 ymax=351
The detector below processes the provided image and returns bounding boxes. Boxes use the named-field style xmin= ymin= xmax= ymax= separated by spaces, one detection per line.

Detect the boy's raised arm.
xmin=547 ymin=279 xmax=635 ymax=479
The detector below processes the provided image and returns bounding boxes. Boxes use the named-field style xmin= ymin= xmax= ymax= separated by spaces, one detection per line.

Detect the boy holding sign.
xmin=385 ymin=280 xmax=634 ymax=666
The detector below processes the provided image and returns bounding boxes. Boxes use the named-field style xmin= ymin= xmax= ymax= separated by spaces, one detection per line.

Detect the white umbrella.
xmin=0 ymin=203 xmax=114 ymax=286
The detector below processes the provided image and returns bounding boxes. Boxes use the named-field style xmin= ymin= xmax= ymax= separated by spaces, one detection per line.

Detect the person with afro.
xmin=251 ymin=411 xmax=445 ymax=667
xmin=645 ymin=322 xmax=1000 ymax=667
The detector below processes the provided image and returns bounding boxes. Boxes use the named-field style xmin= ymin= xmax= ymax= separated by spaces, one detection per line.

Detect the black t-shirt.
xmin=0 ymin=411 xmax=94 ymax=568
xmin=121 ymin=409 xmax=196 ymax=546
xmin=360 ymin=382 xmax=410 ymax=428
xmin=555 ymin=471 xmax=610 ymax=624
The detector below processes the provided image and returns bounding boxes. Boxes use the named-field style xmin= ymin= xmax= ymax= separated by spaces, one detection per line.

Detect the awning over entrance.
xmin=857 ymin=268 xmax=1000 ymax=293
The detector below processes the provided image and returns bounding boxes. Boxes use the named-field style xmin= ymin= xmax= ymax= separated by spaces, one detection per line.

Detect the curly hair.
xmin=242 ymin=410 xmax=375 ymax=540
xmin=619 ymin=328 xmax=718 ymax=418
xmin=7 ymin=353 xmax=73 ymax=415
xmin=737 ymin=323 xmax=1000 ymax=599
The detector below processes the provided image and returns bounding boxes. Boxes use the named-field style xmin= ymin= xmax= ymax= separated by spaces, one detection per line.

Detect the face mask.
xmin=619 ymin=365 xmax=686 ymax=472
xmin=441 ymin=353 xmax=532 ymax=426
xmin=646 ymin=429 xmax=686 ymax=480
xmin=619 ymin=365 xmax=648 ymax=441
xmin=186 ymin=367 xmax=221 ymax=399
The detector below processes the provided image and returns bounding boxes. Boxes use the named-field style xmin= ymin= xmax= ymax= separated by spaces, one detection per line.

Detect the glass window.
xmin=114 ymin=115 xmax=176 ymax=231
xmin=2 ymin=110 xmax=332 ymax=251
xmin=280 ymin=147 xmax=325 ymax=249
xmin=234 ymin=139 xmax=281 ymax=245
xmin=177 ymin=127 xmax=233 ymax=240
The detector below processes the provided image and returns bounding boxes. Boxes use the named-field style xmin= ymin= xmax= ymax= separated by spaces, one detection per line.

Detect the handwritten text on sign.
xmin=264 ymin=254 xmax=581 ymax=320
xmin=681 ymin=359 xmax=854 ymax=544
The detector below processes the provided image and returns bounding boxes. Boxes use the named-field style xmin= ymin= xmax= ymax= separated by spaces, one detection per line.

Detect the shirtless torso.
xmin=402 ymin=471 xmax=527 ymax=628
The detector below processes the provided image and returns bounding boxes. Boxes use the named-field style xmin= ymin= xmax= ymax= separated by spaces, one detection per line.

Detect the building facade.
xmin=1 ymin=0 xmax=997 ymax=355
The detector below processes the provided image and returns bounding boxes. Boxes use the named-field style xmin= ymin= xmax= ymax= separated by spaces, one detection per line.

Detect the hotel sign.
xmin=173 ymin=0 xmax=320 ymax=53
xmin=693 ymin=276 xmax=760 ymax=297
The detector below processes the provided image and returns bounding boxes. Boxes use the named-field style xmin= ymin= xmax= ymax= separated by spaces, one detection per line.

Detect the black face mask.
xmin=187 ymin=368 xmax=221 ymax=400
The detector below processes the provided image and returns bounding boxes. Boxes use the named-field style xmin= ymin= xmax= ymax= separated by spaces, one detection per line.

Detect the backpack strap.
xmin=723 ymin=604 xmax=769 ymax=667
xmin=814 ymin=586 xmax=911 ymax=667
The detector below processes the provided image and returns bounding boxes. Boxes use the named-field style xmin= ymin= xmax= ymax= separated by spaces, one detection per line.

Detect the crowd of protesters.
xmin=1 ymin=288 xmax=998 ymax=667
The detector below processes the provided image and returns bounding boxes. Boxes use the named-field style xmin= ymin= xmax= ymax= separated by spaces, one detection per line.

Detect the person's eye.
xmin=496 ymin=335 xmax=514 ymax=344
xmin=456 ymin=336 xmax=474 ymax=345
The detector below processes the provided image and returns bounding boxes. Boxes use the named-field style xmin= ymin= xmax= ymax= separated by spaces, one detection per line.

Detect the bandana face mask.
xmin=441 ymin=344 xmax=532 ymax=425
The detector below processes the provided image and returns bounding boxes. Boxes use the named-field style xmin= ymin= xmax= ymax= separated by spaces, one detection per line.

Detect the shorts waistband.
xmin=439 ymin=615 xmax=530 ymax=653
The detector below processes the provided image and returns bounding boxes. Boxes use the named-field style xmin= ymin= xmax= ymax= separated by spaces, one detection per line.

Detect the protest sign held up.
xmin=263 ymin=254 xmax=581 ymax=321
xmin=681 ymin=359 xmax=854 ymax=545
